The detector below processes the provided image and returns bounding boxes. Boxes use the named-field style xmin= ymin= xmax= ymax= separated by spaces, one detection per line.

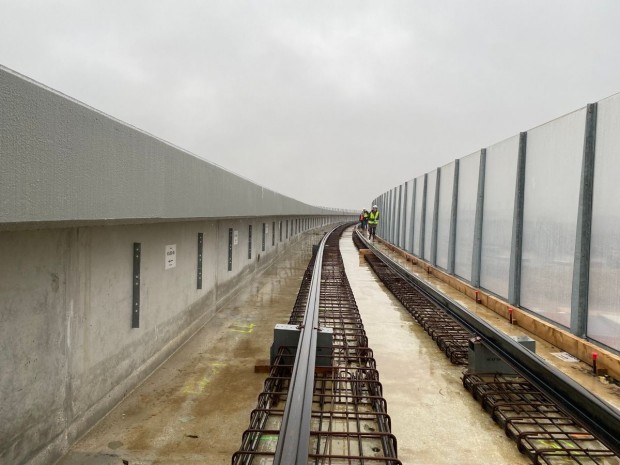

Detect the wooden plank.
xmin=374 ymin=238 xmax=620 ymax=380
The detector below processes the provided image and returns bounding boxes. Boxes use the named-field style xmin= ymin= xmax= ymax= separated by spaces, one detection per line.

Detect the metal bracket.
xmin=132 ymin=242 xmax=141 ymax=328
xmin=197 ymin=233 xmax=203 ymax=289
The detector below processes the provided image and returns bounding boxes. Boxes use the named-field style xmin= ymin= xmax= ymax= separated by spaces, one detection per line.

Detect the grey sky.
xmin=1 ymin=1 xmax=619 ymax=210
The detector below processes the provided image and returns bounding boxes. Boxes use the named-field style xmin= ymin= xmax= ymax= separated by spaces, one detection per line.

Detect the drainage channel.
xmin=353 ymin=230 xmax=620 ymax=465
xmin=232 ymin=224 xmax=401 ymax=465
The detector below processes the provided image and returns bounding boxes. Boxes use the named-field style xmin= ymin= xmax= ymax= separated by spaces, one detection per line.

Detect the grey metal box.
xmin=468 ymin=335 xmax=536 ymax=374
xmin=270 ymin=324 xmax=333 ymax=367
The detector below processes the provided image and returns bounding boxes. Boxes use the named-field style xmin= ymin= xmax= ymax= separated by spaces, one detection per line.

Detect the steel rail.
xmin=356 ymin=229 xmax=620 ymax=455
xmin=272 ymin=226 xmax=336 ymax=465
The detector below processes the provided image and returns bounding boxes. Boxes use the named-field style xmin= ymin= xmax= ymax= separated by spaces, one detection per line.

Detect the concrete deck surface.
xmin=57 ymin=227 xmax=547 ymax=464
xmin=366 ymin=232 xmax=620 ymax=412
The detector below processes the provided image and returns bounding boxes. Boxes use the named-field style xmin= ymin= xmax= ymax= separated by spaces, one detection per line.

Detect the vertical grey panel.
xmin=471 ymin=150 xmax=486 ymax=288
xmin=431 ymin=170 xmax=440 ymax=265
xmin=448 ymin=160 xmax=459 ymax=274
xmin=396 ymin=185 xmax=403 ymax=247
xmin=272 ymin=221 xmax=275 ymax=246
xmin=508 ymin=133 xmax=527 ymax=304
xmin=424 ymin=172 xmax=434 ymax=259
xmin=571 ymin=103 xmax=597 ymax=337
xmin=454 ymin=151 xmax=481 ymax=281
xmin=436 ymin=162 xmax=455 ymax=270
xmin=385 ymin=192 xmax=390 ymax=240
xmin=197 ymin=233 xmax=203 ymax=289
xmin=414 ymin=175 xmax=424 ymax=256
xmin=391 ymin=188 xmax=397 ymax=243
xmin=589 ymin=94 xmax=620 ymax=351
xmin=402 ymin=182 xmax=409 ymax=250
xmin=132 ymin=242 xmax=141 ymax=328
xmin=480 ymin=136 xmax=525 ymax=303
xmin=388 ymin=191 xmax=392 ymax=240
xmin=521 ymin=108 xmax=586 ymax=327
xmin=262 ymin=223 xmax=266 ymax=251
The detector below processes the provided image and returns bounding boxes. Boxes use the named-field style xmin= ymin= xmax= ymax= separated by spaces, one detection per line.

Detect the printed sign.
xmin=165 ymin=244 xmax=177 ymax=269
xmin=551 ymin=352 xmax=579 ymax=363
xmin=233 ymin=230 xmax=239 ymax=245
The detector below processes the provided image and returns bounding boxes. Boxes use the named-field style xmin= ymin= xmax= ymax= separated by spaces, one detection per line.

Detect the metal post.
xmin=419 ymin=174 xmax=428 ymax=258
xmin=571 ymin=103 xmax=597 ymax=337
xmin=431 ymin=170 xmax=441 ymax=266
xmin=396 ymin=184 xmax=403 ymax=247
xmin=471 ymin=149 xmax=487 ymax=287
xmin=509 ymin=132 xmax=528 ymax=306
xmin=390 ymin=189 xmax=394 ymax=243
xmin=409 ymin=178 xmax=416 ymax=253
xmin=197 ymin=233 xmax=203 ymax=289
xmin=402 ymin=182 xmax=409 ymax=250
xmin=132 ymin=243 xmax=141 ymax=328
xmin=448 ymin=160 xmax=460 ymax=274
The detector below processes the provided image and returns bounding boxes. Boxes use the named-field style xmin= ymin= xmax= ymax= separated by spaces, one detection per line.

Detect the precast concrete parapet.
xmin=0 ymin=65 xmax=354 ymax=228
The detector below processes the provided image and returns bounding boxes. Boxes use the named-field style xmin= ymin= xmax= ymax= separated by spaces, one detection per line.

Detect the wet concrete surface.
xmin=340 ymin=229 xmax=529 ymax=465
xmin=58 ymin=226 xmax=610 ymax=465
xmin=58 ymin=231 xmax=326 ymax=465
xmin=367 ymin=234 xmax=620 ymax=412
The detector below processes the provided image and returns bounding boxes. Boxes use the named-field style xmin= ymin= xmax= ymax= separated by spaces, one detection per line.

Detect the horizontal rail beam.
xmin=273 ymin=226 xmax=339 ymax=464
xmin=358 ymin=230 xmax=620 ymax=455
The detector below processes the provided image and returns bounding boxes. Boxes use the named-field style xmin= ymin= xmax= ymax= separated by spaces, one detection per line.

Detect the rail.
xmin=354 ymin=229 xmax=620 ymax=456
xmin=272 ymin=225 xmax=334 ymax=464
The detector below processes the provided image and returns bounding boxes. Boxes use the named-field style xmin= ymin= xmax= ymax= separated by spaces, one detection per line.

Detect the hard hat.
xmin=372 ymin=205 xmax=377 ymax=208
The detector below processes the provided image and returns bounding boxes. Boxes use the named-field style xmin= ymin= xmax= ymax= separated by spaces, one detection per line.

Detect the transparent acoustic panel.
xmin=520 ymin=108 xmax=586 ymax=327
xmin=404 ymin=179 xmax=414 ymax=252
xmin=454 ymin=152 xmax=480 ymax=281
xmin=424 ymin=170 xmax=437 ymax=260
xmin=480 ymin=136 xmax=519 ymax=298
xmin=436 ymin=162 xmax=455 ymax=270
xmin=413 ymin=175 xmax=424 ymax=256
xmin=588 ymin=93 xmax=620 ymax=351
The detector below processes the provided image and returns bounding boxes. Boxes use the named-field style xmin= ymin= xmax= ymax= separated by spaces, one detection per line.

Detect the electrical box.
xmin=270 ymin=324 xmax=333 ymax=367
xmin=468 ymin=335 xmax=536 ymax=374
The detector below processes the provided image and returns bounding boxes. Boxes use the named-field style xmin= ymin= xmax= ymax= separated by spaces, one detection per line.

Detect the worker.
xmin=359 ymin=210 xmax=365 ymax=229
xmin=362 ymin=209 xmax=369 ymax=230
xmin=368 ymin=205 xmax=379 ymax=240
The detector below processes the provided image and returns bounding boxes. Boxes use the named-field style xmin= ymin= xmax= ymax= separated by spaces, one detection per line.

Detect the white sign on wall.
xmin=165 ymin=244 xmax=177 ymax=269
xmin=233 ymin=230 xmax=239 ymax=245
xmin=266 ymin=225 xmax=269 ymax=234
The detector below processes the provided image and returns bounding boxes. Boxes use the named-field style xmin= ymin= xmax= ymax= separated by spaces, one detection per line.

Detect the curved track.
xmin=353 ymin=229 xmax=620 ymax=464
xmin=233 ymin=223 xmax=401 ymax=465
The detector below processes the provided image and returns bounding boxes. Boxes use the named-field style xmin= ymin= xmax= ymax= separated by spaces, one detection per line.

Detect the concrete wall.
xmin=0 ymin=66 xmax=356 ymax=464
xmin=0 ymin=215 xmax=349 ymax=465
xmin=0 ymin=65 xmax=352 ymax=227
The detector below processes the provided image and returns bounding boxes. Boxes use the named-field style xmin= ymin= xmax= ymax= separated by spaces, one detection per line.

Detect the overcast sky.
xmin=1 ymin=1 xmax=619 ymax=210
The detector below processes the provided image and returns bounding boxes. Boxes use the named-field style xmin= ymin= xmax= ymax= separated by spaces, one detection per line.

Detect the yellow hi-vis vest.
xmin=368 ymin=211 xmax=379 ymax=225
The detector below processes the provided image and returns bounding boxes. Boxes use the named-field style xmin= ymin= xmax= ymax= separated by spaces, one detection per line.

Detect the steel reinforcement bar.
xmin=353 ymin=229 xmax=620 ymax=461
xmin=232 ymin=224 xmax=401 ymax=465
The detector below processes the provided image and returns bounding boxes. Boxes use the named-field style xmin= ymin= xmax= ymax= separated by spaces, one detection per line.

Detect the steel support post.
xmin=419 ymin=174 xmax=427 ymax=259
xmin=448 ymin=160 xmax=459 ymax=274
xmin=409 ymin=178 xmax=416 ymax=253
xmin=571 ymin=103 xmax=598 ymax=337
xmin=431 ymin=170 xmax=441 ymax=266
xmin=471 ymin=149 xmax=487 ymax=287
xmin=397 ymin=184 xmax=403 ymax=247
xmin=509 ymin=132 xmax=528 ymax=306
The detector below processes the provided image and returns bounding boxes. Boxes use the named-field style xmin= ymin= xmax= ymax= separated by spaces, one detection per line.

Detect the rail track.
xmin=232 ymin=223 xmax=401 ymax=465
xmin=353 ymin=229 xmax=620 ymax=465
